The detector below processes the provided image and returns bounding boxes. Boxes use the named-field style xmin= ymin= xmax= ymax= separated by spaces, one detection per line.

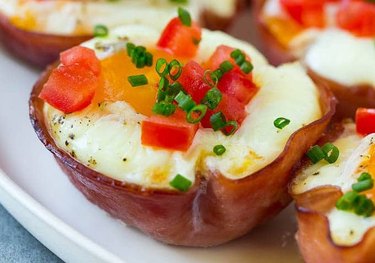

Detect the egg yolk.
xmin=357 ymin=144 xmax=375 ymax=201
xmin=264 ymin=17 xmax=302 ymax=47
xmin=93 ymin=49 xmax=185 ymax=116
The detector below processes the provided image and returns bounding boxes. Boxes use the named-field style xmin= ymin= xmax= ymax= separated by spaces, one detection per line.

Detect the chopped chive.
xmin=168 ymin=59 xmax=182 ymax=81
xmin=152 ymin=102 xmax=176 ymax=116
xmin=174 ymin=91 xmax=196 ymax=112
xmin=156 ymin=58 xmax=169 ymax=77
xmin=352 ymin=179 xmax=374 ymax=192
xmin=201 ymin=87 xmax=222 ymax=110
xmin=210 ymin=112 xmax=226 ymax=131
xmin=230 ymin=49 xmax=242 ymax=60
xmin=178 ymin=7 xmax=191 ymax=26
xmin=94 ymin=24 xmax=108 ymax=37
xmin=126 ymin=42 xmax=136 ymax=56
xmin=321 ymin=143 xmax=340 ymax=164
xmin=186 ymin=104 xmax=207 ymax=124
xmin=358 ymin=172 xmax=372 ymax=182
xmin=213 ymin=145 xmax=226 ymax=156
xmin=127 ymin=74 xmax=148 ymax=87
xmin=223 ymin=120 xmax=239 ymax=136
xmin=158 ymin=77 xmax=169 ymax=92
xmin=219 ymin=60 xmax=234 ymax=73
xmin=354 ymin=195 xmax=374 ymax=217
xmin=127 ymin=44 xmax=153 ymax=68
xmin=145 ymin=52 xmax=153 ymax=67
xmin=211 ymin=69 xmax=223 ymax=82
xmin=204 ymin=70 xmax=219 ymax=87
xmin=168 ymin=82 xmax=183 ymax=97
xmin=240 ymin=61 xmax=254 ymax=74
xmin=336 ymin=191 xmax=359 ymax=211
xmin=306 ymin=145 xmax=325 ymax=164
xmin=169 ymin=174 xmax=192 ymax=192
xmin=274 ymin=117 xmax=290 ymax=129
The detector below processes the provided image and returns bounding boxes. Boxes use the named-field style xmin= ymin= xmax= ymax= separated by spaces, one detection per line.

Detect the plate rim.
xmin=0 ymin=167 xmax=125 ymax=263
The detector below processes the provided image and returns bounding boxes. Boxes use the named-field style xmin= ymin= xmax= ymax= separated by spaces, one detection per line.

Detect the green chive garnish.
xmin=178 ymin=7 xmax=191 ymax=26
xmin=170 ymin=174 xmax=192 ymax=192
xmin=156 ymin=58 xmax=169 ymax=77
xmin=223 ymin=120 xmax=239 ymax=136
xmin=240 ymin=61 xmax=254 ymax=74
xmin=230 ymin=49 xmax=253 ymax=74
xmin=128 ymin=74 xmax=148 ymax=87
xmin=354 ymin=195 xmax=374 ymax=217
xmin=321 ymin=143 xmax=340 ymax=164
xmin=358 ymin=172 xmax=372 ymax=182
xmin=219 ymin=60 xmax=234 ymax=73
xmin=210 ymin=112 xmax=226 ymax=131
xmin=174 ymin=91 xmax=196 ymax=112
xmin=274 ymin=117 xmax=290 ymax=129
xmin=213 ymin=145 xmax=226 ymax=156
xmin=306 ymin=145 xmax=325 ymax=164
xmin=152 ymin=102 xmax=176 ymax=116
xmin=127 ymin=43 xmax=153 ymax=68
xmin=203 ymin=70 xmax=219 ymax=87
xmin=94 ymin=24 xmax=108 ymax=37
xmin=126 ymin=42 xmax=136 ymax=55
xmin=201 ymin=87 xmax=222 ymax=110
xmin=352 ymin=179 xmax=374 ymax=192
xmin=336 ymin=191 xmax=359 ymax=211
xmin=186 ymin=104 xmax=207 ymax=124
xmin=168 ymin=59 xmax=182 ymax=81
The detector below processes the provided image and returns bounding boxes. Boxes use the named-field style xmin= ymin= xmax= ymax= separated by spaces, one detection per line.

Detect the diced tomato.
xmin=39 ymin=64 xmax=99 ymax=113
xmin=280 ymin=0 xmax=326 ymax=27
xmin=336 ymin=1 xmax=375 ymax=37
xmin=60 ymin=46 xmax=101 ymax=76
xmin=141 ymin=111 xmax=198 ymax=151
xmin=356 ymin=108 xmax=375 ymax=136
xmin=201 ymin=94 xmax=246 ymax=129
xmin=217 ymin=68 xmax=258 ymax=105
xmin=178 ymin=61 xmax=211 ymax=103
xmin=157 ymin=17 xmax=201 ymax=58
xmin=205 ymin=45 xmax=252 ymax=79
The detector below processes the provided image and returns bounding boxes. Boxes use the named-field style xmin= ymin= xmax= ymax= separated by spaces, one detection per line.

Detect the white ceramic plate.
xmin=0 ymin=18 xmax=303 ymax=263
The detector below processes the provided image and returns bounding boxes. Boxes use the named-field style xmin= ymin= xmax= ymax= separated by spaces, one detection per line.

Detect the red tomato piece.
xmin=178 ymin=61 xmax=211 ymax=103
xmin=336 ymin=1 xmax=375 ymax=37
xmin=217 ymin=68 xmax=258 ymax=105
xmin=201 ymin=94 xmax=246 ymax=129
xmin=280 ymin=0 xmax=326 ymax=27
xmin=356 ymin=108 xmax=375 ymax=136
xmin=157 ymin=17 xmax=202 ymax=58
xmin=60 ymin=46 xmax=101 ymax=75
xmin=141 ymin=111 xmax=199 ymax=151
xmin=39 ymin=64 xmax=99 ymax=113
xmin=205 ymin=45 xmax=252 ymax=79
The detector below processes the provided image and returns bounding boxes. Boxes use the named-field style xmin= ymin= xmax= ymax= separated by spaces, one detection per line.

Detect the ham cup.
xmin=0 ymin=0 xmax=245 ymax=67
xmin=256 ymin=0 xmax=375 ymax=119
xmin=29 ymin=9 xmax=335 ymax=247
xmin=292 ymin=115 xmax=375 ymax=263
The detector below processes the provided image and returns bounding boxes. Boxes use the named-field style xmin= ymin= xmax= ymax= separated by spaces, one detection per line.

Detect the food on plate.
xmin=29 ymin=9 xmax=335 ymax=247
xmin=257 ymin=0 xmax=375 ymax=118
xmin=0 ymin=0 xmax=244 ymax=67
xmin=291 ymin=110 xmax=375 ymax=262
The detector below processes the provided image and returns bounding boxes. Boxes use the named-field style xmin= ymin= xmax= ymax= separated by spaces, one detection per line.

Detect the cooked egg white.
xmin=43 ymin=25 xmax=322 ymax=190
xmin=262 ymin=0 xmax=375 ymax=88
xmin=0 ymin=0 xmax=236 ymax=35
xmin=292 ymin=123 xmax=375 ymax=246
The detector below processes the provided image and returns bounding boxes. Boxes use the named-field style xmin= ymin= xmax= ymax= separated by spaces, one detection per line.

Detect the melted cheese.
xmin=292 ymin=123 xmax=375 ymax=246
xmin=262 ymin=0 xmax=375 ymax=88
xmin=43 ymin=25 xmax=322 ymax=190
xmin=0 ymin=0 xmax=236 ymax=34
